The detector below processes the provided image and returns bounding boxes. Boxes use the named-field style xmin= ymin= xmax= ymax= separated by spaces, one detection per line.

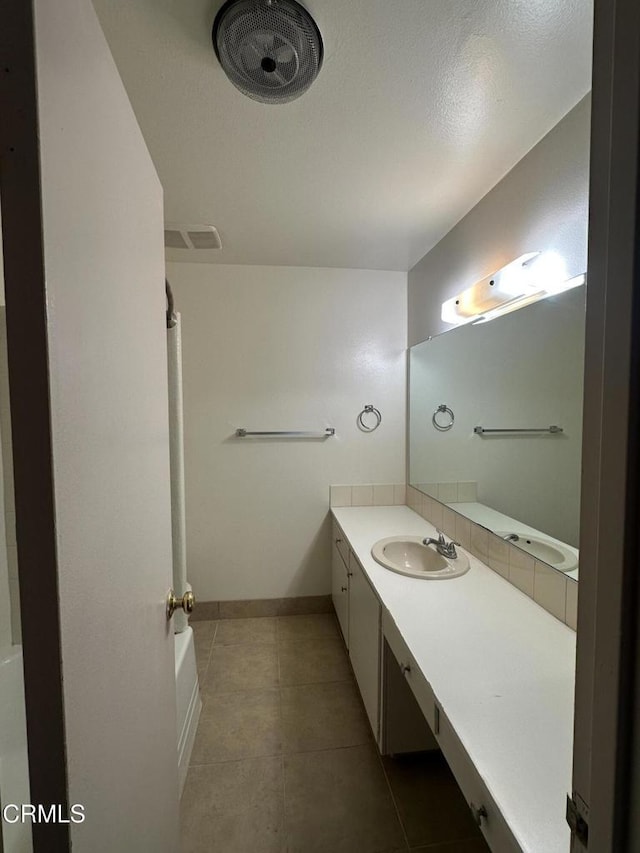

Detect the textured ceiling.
xmin=93 ymin=0 xmax=593 ymax=271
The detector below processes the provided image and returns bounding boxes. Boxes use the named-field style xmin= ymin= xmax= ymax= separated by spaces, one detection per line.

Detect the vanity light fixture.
xmin=441 ymin=253 xmax=540 ymax=326
xmin=441 ymin=252 xmax=586 ymax=326
xmin=472 ymin=273 xmax=586 ymax=324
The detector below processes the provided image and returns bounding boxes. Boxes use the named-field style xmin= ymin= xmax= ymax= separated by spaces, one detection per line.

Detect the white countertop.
xmin=332 ymin=505 xmax=576 ymax=853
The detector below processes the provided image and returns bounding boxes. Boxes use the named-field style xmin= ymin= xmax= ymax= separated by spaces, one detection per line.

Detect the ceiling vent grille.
xmin=163 ymin=224 xmax=222 ymax=251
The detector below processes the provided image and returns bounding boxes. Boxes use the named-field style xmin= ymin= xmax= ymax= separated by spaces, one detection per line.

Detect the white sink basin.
xmin=495 ymin=531 xmax=578 ymax=573
xmin=371 ymin=536 xmax=470 ymax=580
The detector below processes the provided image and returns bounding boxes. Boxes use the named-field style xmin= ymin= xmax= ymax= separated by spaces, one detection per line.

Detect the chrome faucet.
xmin=422 ymin=530 xmax=460 ymax=559
xmin=503 ymin=533 xmax=520 ymax=542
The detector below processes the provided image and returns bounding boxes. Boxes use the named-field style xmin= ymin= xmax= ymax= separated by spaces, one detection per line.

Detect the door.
xmin=331 ymin=522 xmax=349 ymax=645
xmin=0 ymin=1 xmax=179 ymax=850
xmin=571 ymin=0 xmax=640 ymax=850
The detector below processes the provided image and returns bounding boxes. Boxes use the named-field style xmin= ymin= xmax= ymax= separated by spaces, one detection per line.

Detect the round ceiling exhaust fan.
xmin=212 ymin=0 xmax=324 ymax=104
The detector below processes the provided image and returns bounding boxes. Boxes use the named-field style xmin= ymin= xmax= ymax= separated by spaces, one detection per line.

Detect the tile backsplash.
xmin=406 ymin=485 xmax=577 ymax=630
xmin=413 ymin=481 xmax=478 ymax=503
xmin=330 ymin=483 xmax=578 ymax=631
xmin=330 ymin=483 xmax=406 ymax=508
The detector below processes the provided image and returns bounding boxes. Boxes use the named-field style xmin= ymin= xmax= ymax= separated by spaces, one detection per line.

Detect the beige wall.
xmin=168 ymin=263 xmax=407 ymax=601
xmin=408 ymin=95 xmax=590 ymax=345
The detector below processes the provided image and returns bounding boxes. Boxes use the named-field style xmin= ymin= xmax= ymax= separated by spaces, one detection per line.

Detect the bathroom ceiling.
xmin=93 ymin=0 xmax=593 ymax=271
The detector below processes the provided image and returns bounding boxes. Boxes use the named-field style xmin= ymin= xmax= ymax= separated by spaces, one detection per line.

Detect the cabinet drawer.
xmin=332 ymin=521 xmax=349 ymax=568
xmin=382 ymin=609 xmax=437 ymax=732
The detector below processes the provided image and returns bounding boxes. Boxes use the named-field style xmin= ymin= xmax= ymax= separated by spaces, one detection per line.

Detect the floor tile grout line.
xmin=276 ymin=634 xmax=287 ymax=841
xmin=376 ymin=749 xmax=411 ymax=851
xmin=193 ymin=621 xmax=219 ymax=703
xmin=199 ymin=684 xmax=281 ymax=698
xmin=199 ymin=680 xmax=352 ymax=696
xmin=279 ymin=676 xmax=352 ymax=689
xmin=277 ymin=636 xmax=282 ymax=687
xmin=188 ymin=739 xmax=380 ymax=770
xmin=280 ymin=755 xmax=288 ymax=852
xmin=405 ymin=839 xmax=485 ymax=851
xmin=198 ymin=676 xmax=353 ymax=699
xmin=189 ymin=748 xmax=284 ymax=768
xmin=197 ymin=633 xmax=216 ymax=684
xmin=205 ymin=637 xmax=341 ymax=647
xmin=207 ymin=636 xmax=342 ymax=649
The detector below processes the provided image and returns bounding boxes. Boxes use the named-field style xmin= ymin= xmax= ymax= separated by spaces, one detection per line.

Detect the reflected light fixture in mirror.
xmin=474 ymin=272 xmax=586 ymax=324
xmin=441 ymin=251 xmax=585 ymax=326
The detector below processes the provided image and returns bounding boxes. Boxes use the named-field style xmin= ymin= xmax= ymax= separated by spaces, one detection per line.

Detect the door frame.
xmin=572 ymin=0 xmax=640 ymax=849
xmin=3 ymin=0 xmax=640 ymax=851
xmin=0 ymin=2 xmax=70 ymax=850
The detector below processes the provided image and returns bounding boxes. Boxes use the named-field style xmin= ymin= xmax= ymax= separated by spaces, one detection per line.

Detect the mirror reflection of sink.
xmin=495 ymin=531 xmax=578 ymax=573
xmin=371 ymin=536 xmax=470 ymax=580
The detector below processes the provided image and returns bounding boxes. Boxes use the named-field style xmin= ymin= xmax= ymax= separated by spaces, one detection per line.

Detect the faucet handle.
xmin=436 ymin=529 xmax=446 ymax=543
xmin=445 ymin=538 xmax=461 ymax=559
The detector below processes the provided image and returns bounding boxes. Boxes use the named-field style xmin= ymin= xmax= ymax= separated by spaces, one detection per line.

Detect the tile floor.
xmin=182 ymin=613 xmax=489 ymax=853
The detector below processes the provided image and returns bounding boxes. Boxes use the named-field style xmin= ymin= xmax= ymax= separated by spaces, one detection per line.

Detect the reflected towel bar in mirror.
xmin=235 ymin=428 xmax=335 ymax=438
xmin=473 ymin=425 xmax=563 ymax=435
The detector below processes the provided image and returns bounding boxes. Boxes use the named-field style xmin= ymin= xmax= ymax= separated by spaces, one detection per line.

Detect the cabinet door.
xmin=348 ymin=551 xmax=381 ymax=742
xmin=331 ymin=528 xmax=349 ymax=647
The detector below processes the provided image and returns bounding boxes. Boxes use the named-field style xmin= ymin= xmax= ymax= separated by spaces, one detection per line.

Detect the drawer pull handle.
xmin=336 ymin=538 xmax=343 ymax=544
xmin=470 ymin=803 xmax=487 ymax=827
xmin=347 ymin=571 xmax=353 ymax=577
xmin=341 ymin=586 xmax=347 ymax=592
xmin=401 ymin=663 xmax=411 ymax=675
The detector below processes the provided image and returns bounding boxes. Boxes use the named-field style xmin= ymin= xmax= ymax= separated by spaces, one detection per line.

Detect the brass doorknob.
xmin=166 ymin=589 xmax=195 ymax=621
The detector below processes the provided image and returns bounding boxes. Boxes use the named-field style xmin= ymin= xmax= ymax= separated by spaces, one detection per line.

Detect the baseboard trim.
xmin=190 ymin=595 xmax=332 ymax=621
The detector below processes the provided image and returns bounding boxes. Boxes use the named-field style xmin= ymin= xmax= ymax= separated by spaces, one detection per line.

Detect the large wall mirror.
xmin=409 ymin=283 xmax=586 ymax=580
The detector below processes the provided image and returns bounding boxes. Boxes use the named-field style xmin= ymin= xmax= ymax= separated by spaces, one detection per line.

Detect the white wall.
xmin=167 ymin=263 xmax=407 ymax=601
xmin=408 ymin=95 xmax=590 ymax=345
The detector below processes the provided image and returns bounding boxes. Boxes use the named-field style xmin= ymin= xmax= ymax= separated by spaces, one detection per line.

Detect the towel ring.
xmin=432 ymin=404 xmax=454 ymax=432
xmin=357 ymin=404 xmax=382 ymax=432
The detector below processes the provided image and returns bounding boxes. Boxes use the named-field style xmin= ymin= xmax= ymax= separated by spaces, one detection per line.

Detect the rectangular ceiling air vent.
xmin=164 ymin=229 xmax=190 ymax=249
xmin=164 ymin=224 xmax=222 ymax=251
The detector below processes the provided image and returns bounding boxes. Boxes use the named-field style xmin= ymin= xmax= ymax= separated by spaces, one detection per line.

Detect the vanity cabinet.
xmin=331 ymin=506 xmax=572 ymax=853
xmin=347 ymin=550 xmax=381 ymax=741
xmin=331 ymin=522 xmax=350 ymax=646
xmin=381 ymin=610 xmax=519 ymax=852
